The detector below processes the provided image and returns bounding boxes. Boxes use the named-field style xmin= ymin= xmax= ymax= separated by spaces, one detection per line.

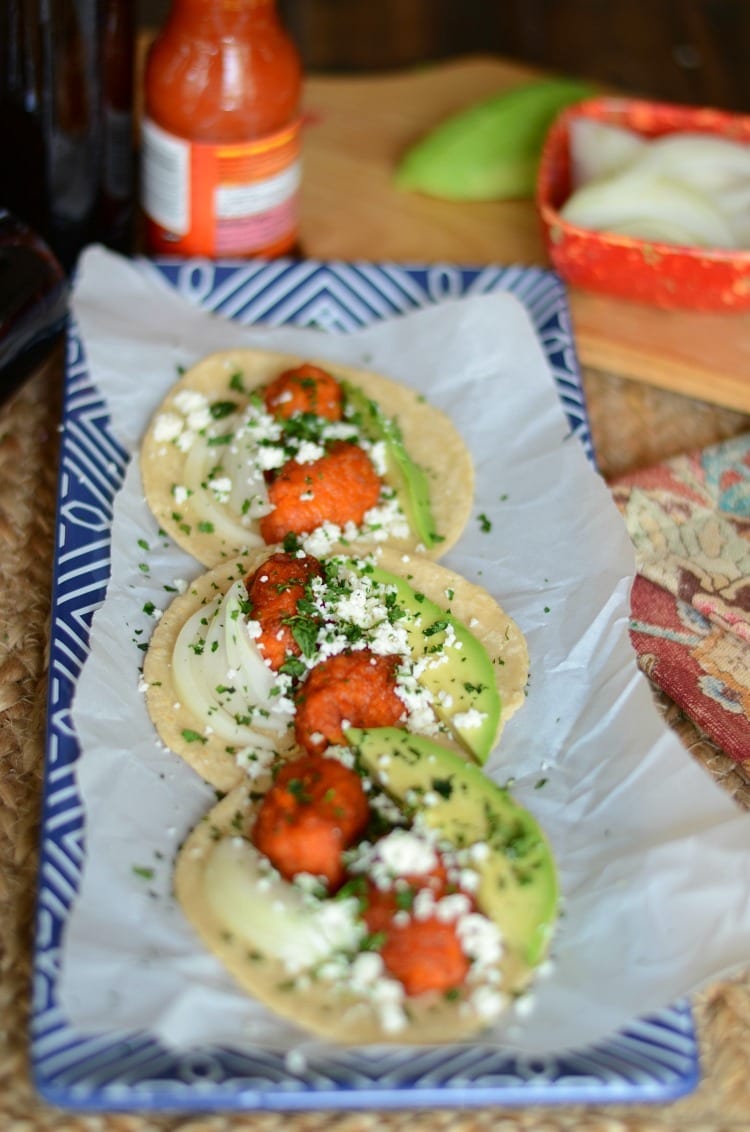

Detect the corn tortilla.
xmin=143 ymin=547 xmax=529 ymax=793
xmin=140 ymin=349 xmax=473 ymax=568
xmin=174 ymin=779 xmax=535 ymax=1045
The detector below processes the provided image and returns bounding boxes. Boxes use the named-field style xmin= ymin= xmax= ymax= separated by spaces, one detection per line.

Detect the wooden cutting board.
xmin=134 ymin=36 xmax=750 ymax=411
xmin=301 ymin=57 xmax=750 ymax=411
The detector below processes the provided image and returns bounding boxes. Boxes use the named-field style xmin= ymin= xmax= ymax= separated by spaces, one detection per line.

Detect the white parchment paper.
xmin=60 ymin=246 xmax=750 ymax=1058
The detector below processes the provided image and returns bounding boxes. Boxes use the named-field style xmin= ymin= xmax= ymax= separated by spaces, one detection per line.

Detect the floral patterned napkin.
xmin=611 ymin=433 xmax=750 ymax=763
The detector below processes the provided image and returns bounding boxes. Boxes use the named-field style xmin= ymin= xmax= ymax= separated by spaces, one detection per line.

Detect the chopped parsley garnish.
xmin=285 ymin=778 xmax=312 ymax=804
xmin=210 ymin=400 xmax=238 ymax=419
xmin=283 ymin=532 xmax=302 ymax=554
xmin=431 ymin=777 xmax=454 ymax=799
xmin=284 ymin=614 xmax=319 ymax=657
xmin=279 ymin=655 xmax=306 ymax=678
xmin=360 ymin=931 xmax=387 ymax=953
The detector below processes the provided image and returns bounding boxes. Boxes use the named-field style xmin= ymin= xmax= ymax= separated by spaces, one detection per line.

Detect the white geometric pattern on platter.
xmin=32 ymin=259 xmax=699 ymax=1111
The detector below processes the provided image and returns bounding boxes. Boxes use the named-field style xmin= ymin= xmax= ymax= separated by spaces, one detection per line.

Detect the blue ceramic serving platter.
xmin=31 ymin=259 xmax=700 ymax=1112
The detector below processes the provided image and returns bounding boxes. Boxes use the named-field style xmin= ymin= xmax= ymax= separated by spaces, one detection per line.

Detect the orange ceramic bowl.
xmin=536 ymin=96 xmax=750 ymax=310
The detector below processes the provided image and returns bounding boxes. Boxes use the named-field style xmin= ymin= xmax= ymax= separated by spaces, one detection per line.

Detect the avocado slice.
xmin=341 ymin=379 xmax=441 ymax=549
xmin=347 ymin=727 xmax=558 ymax=969
xmin=345 ymin=558 xmax=500 ymax=764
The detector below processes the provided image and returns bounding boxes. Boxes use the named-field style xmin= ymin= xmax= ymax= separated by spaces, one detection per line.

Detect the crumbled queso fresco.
xmin=245 ymin=807 xmax=507 ymax=1032
xmin=169 ymin=555 xmax=488 ymax=760
xmin=152 ymin=385 xmax=411 ymax=547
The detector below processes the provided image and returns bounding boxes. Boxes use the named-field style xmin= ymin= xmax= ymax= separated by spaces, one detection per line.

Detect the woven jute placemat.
xmin=1 ymin=356 xmax=749 ymax=1131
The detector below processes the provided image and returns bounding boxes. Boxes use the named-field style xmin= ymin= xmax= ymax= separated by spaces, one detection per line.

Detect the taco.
xmin=142 ymin=546 xmax=529 ymax=792
xmin=140 ymin=351 xmax=473 ymax=567
xmin=174 ymin=733 xmax=558 ymax=1044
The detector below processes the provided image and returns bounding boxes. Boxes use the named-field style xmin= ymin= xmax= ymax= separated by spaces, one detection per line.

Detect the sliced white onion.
xmin=172 ymin=579 xmax=288 ymax=745
xmin=714 ymin=182 xmax=750 ymax=246
xmin=183 ymin=434 xmax=268 ymax=548
xmin=565 ymin=120 xmax=750 ymax=250
xmin=569 ymin=118 xmax=646 ymax=188
xmin=205 ymin=836 xmax=362 ymax=972
xmin=560 ymin=169 xmax=737 ymax=248
xmin=635 ymin=132 xmax=750 ymax=195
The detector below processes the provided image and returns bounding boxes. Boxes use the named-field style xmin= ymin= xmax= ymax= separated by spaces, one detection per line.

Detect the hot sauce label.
xmin=141 ymin=118 xmax=301 ymax=257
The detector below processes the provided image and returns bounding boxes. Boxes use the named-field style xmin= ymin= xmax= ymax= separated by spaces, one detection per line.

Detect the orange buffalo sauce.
xmin=141 ymin=0 xmax=302 ymax=258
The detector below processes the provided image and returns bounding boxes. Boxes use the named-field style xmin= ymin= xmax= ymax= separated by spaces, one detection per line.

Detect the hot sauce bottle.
xmin=141 ymin=0 xmax=302 ymax=259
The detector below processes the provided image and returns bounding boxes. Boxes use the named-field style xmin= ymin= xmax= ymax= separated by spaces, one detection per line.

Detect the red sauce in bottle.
xmin=141 ymin=0 xmax=302 ymax=258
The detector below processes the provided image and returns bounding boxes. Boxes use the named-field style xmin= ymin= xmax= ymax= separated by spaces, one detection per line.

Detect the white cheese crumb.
xmin=284 ymin=1049 xmax=307 ymax=1077
xmin=235 ymin=746 xmax=275 ymax=779
xmin=458 ymin=868 xmax=480 ymax=893
xmin=374 ymin=829 xmax=437 ymax=879
xmin=451 ymin=708 xmax=487 ymax=731
xmin=208 ymin=476 xmax=232 ymax=499
xmin=471 ymin=986 xmax=507 ymax=1021
xmin=366 ymin=439 xmax=388 ymax=477
xmin=294 ymin=440 xmax=326 ymax=464
xmin=187 ymin=406 xmax=212 ymax=432
xmin=457 ymin=912 xmax=503 ymax=967
xmin=176 ymin=429 xmax=195 ymax=452
xmin=469 ymin=842 xmax=490 ymax=864
xmin=514 ymin=992 xmax=536 ymax=1019
xmin=379 ymin=1001 xmax=408 ymax=1034
xmin=174 ymin=389 xmax=209 ymax=414
xmin=301 ymin=521 xmax=343 ymax=557
xmin=153 ymin=413 xmax=183 ymax=443
xmin=435 ymin=893 xmax=472 ymax=922
xmin=350 ymin=951 xmax=384 ymax=988
xmin=412 ymin=888 xmax=437 ymax=920
xmin=255 ymin=445 xmax=287 ymax=472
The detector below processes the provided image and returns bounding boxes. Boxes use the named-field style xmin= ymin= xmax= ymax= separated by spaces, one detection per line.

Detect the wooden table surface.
xmin=2 ymin=46 xmax=750 ymax=1132
xmin=296 ymin=55 xmax=750 ymax=472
